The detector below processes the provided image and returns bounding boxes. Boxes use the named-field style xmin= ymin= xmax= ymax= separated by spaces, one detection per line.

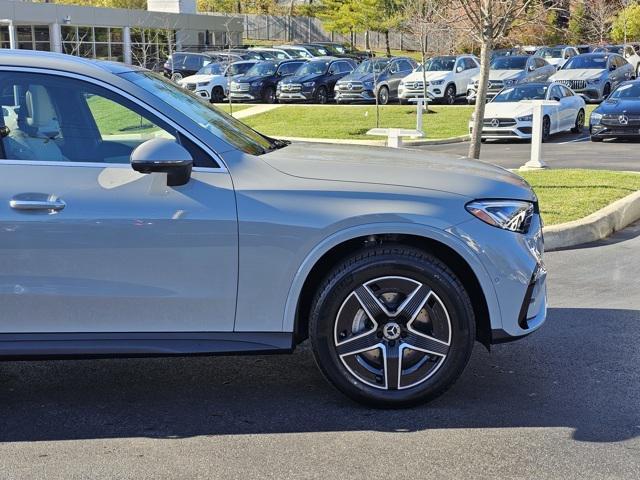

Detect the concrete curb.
xmin=274 ymin=134 xmax=470 ymax=147
xmin=543 ymin=190 xmax=640 ymax=251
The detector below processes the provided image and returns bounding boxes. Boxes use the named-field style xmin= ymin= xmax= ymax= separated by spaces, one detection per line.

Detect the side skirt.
xmin=0 ymin=332 xmax=294 ymax=360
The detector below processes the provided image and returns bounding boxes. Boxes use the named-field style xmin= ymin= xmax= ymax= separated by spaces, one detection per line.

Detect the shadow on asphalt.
xmin=0 ymin=307 xmax=638 ymax=445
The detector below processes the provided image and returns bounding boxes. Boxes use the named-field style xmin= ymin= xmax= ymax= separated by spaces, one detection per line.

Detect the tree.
xmin=318 ymin=0 xmax=362 ymax=47
xmin=568 ymin=1 xmax=587 ymax=44
xmin=457 ymin=0 xmax=553 ymax=159
xmin=611 ymin=2 xmax=640 ymax=43
xmin=583 ymin=0 xmax=622 ymax=44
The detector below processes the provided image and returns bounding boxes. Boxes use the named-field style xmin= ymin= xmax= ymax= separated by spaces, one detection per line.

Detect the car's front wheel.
xmin=571 ymin=109 xmax=585 ymax=133
xmin=315 ymin=86 xmax=329 ymax=104
xmin=377 ymin=86 xmax=390 ymax=105
xmin=210 ymin=86 xmax=225 ymax=103
xmin=309 ymin=245 xmax=475 ymax=407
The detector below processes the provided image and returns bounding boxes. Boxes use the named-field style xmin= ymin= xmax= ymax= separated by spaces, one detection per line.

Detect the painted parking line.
xmin=557 ymin=135 xmax=590 ymax=144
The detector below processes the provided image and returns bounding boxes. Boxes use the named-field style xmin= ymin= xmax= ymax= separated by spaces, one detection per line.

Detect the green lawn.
xmin=212 ymin=103 xmax=251 ymax=114
xmin=519 ymin=169 xmax=640 ymax=225
xmin=244 ymin=105 xmax=473 ymax=140
xmin=87 ymin=95 xmax=160 ymax=136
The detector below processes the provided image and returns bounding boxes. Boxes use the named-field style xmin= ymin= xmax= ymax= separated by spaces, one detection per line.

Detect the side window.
xmin=340 ymin=61 xmax=354 ymax=73
xmin=278 ymin=62 xmax=302 ymax=76
xmin=561 ymin=86 xmax=573 ymax=97
xmin=398 ymin=60 xmax=413 ymax=72
xmin=0 ymin=71 xmax=216 ymax=167
xmin=549 ymin=85 xmax=562 ymax=99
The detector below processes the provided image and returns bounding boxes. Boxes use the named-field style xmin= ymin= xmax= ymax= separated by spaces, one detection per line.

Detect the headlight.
xmin=196 ymin=82 xmax=209 ymax=88
xmin=431 ymin=79 xmax=444 ymax=85
xmin=230 ymin=82 xmax=238 ymax=89
xmin=303 ymin=81 xmax=315 ymax=87
xmin=517 ymin=114 xmax=533 ymax=122
xmin=590 ymin=112 xmax=603 ymax=124
xmin=504 ymin=79 xmax=516 ymax=87
xmin=399 ymin=80 xmax=405 ymax=86
xmin=364 ymin=81 xmax=374 ymax=89
xmin=466 ymin=200 xmax=535 ymax=234
xmin=586 ymin=77 xmax=602 ymax=85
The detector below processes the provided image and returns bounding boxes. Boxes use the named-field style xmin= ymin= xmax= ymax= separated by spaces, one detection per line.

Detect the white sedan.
xmin=470 ymin=82 xmax=586 ymax=141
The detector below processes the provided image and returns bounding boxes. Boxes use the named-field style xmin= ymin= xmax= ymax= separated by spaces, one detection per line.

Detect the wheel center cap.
xmin=382 ymin=322 xmax=401 ymax=340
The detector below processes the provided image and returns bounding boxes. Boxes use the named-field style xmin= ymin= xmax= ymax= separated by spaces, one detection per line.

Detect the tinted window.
xmin=549 ymin=85 xmax=563 ymax=99
xmin=354 ymin=59 xmax=389 ymax=74
xmin=226 ymin=62 xmax=255 ymax=76
xmin=490 ymin=56 xmax=528 ymax=70
xmin=335 ymin=61 xmax=353 ymax=73
xmin=277 ymin=61 xmax=305 ymax=76
xmin=0 ymin=71 xmax=219 ymax=166
xmin=536 ymin=48 xmax=563 ymax=59
xmin=245 ymin=62 xmax=278 ymax=77
xmin=562 ymin=55 xmax=608 ymax=69
xmin=296 ymin=61 xmax=329 ymax=76
xmin=561 ymin=86 xmax=573 ymax=97
xmin=492 ymin=84 xmax=548 ymax=102
xmin=398 ymin=59 xmax=414 ymax=72
xmin=611 ymin=82 xmax=640 ymax=98
xmin=123 ymin=71 xmax=275 ymax=156
xmin=420 ymin=56 xmax=456 ymax=72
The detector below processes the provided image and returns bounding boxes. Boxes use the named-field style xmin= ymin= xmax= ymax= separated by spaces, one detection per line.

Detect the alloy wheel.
xmin=444 ymin=85 xmax=456 ymax=105
xmin=378 ymin=87 xmax=389 ymax=105
xmin=333 ymin=276 xmax=451 ymax=391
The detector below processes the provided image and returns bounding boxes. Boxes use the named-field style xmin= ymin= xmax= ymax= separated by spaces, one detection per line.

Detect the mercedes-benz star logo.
xmin=619 ymin=114 xmax=629 ymax=125
xmin=490 ymin=118 xmax=500 ymax=128
xmin=347 ymin=83 xmax=353 ymax=90
xmin=383 ymin=322 xmax=401 ymax=341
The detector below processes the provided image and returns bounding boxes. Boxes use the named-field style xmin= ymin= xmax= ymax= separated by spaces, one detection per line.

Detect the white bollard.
xmin=521 ymin=101 xmax=549 ymax=170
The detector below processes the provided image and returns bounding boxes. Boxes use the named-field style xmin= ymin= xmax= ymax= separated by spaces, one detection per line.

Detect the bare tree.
xmin=402 ymin=0 xmax=453 ymax=112
xmin=583 ymin=0 xmax=622 ymax=44
xmin=457 ymin=0 xmax=555 ymax=159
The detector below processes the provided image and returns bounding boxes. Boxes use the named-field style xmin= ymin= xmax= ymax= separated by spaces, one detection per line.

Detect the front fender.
xmin=282 ymin=222 xmax=503 ymax=333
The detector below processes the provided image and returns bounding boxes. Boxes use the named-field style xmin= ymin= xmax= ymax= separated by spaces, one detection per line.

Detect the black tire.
xmin=443 ymin=84 xmax=456 ymax=105
xmin=399 ymin=98 xmax=408 ymax=105
xmin=467 ymin=98 xmax=476 ymax=105
xmin=377 ymin=86 xmax=390 ymax=105
xmin=571 ymin=109 xmax=585 ymax=134
xmin=309 ymin=245 xmax=476 ymax=408
xmin=170 ymin=72 xmax=183 ymax=82
xmin=603 ymin=83 xmax=611 ymax=100
xmin=210 ymin=86 xmax=225 ymax=103
xmin=262 ymin=86 xmax=277 ymax=104
xmin=315 ymin=86 xmax=328 ymax=104
xmin=591 ymin=136 xmax=604 ymax=142
xmin=542 ymin=115 xmax=551 ymax=142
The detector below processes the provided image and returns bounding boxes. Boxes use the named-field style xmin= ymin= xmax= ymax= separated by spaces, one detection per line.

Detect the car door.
xmin=558 ymin=85 xmax=579 ymax=128
xmin=547 ymin=85 xmax=564 ymax=132
xmin=327 ymin=61 xmax=350 ymax=94
xmin=0 ymin=70 xmax=238 ymax=334
xmin=387 ymin=59 xmax=413 ymax=96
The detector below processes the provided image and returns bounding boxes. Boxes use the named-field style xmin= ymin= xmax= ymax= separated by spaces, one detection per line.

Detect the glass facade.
xmin=0 ymin=25 xmax=51 ymax=51
xmin=131 ymin=28 xmax=176 ymax=71
xmin=61 ymin=25 xmax=124 ymax=62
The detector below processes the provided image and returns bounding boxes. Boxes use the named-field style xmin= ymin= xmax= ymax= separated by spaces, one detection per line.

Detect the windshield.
xmin=225 ymin=62 xmax=254 ymax=76
xmin=420 ymin=57 xmax=455 ymax=72
xmin=536 ymin=48 xmax=563 ymax=59
xmin=196 ymin=63 xmax=224 ymax=76
xmin=562 ymin=55 xmax=607 ymax=69
xmin=610 ymin=82 xmax=640 ymax=99
xmin=304 ymin=45 xmax=328 ymax=56
xmin=296 ymin=61 xmax=329 ymax=76
xmin=606 ymin=46 xmax=624 ymax=54
xmin=282 ymin=48 xmax=311 ymax=59
xmin=493 ymin=84 xmax=548 ymax=102
xmin=245 ymin=62 xmax=277 ymax=77
xmin=354 ymin=59 xmax=390 ymax=74
xmin=490 ymin=56 xmax=527 ymax=70
xmin=121 ymin=71 xmax=275 ymax=155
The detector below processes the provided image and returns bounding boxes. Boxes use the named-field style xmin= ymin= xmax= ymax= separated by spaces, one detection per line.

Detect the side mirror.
xmin=552 ymin=96 xmax=561 ymax=102
xmin=456 ymin=66 xmax=463 ymax=73
xmin=610 ymin=64 xmax=617 ymax=71
xmin=131 ymin=138 xmax=193 ymax=187
xmin=528 ymin=65 xmax=536 ymax=71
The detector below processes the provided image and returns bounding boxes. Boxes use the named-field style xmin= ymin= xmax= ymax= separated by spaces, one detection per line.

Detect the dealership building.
xmin=0 ymin=0 xmax=243 ymax=69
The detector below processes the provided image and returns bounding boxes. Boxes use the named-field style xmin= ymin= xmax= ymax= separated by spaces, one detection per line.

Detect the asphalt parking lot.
xmin=418 ymin=134 xmax=640 ymax=171
xmin=1 ymin=224 xmax=639 ymax=479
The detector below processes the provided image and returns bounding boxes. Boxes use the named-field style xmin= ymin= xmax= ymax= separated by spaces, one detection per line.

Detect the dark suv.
xmin=229 ymin=59 xmax=307 ymax=103
xmin=277 ymin=57 xmax=356 ymax=103
xmin=335 ymin=56 xmax=417 ymax=104
xmin=163 ymin=52 xmax=219 ymax=81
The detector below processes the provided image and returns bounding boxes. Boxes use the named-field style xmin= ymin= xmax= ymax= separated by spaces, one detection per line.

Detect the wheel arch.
xmin=285 ymin=224 xmax=501 ymax=349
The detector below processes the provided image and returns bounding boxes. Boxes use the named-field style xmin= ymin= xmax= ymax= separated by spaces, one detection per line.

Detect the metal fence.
xmin=243 ymin=14 xmax=457 ymax=54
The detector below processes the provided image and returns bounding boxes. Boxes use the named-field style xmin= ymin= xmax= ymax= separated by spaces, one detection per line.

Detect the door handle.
xmin=10 ymin=193 xmax=66 ymax=213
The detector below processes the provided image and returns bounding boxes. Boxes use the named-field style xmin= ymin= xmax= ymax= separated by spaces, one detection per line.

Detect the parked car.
xmin=229 ymin=59 xmax=307 ymax=103
xmin=599 ymin=45 xmax=640 ymax=77
xmin=248 ymin=47 xmax=293 ymax=60
xmin=206 ymin=50 xmax=266 ymax=63
xmin=313 ymin=42 xmax=373 ymax=62
xmin=470 ymin=82 xmax=586 ymax=141
xmin=534 ymin=45 xmax=579 ymax=69
xmin=398 ymin=55 xmax=479 ymax=105
xmin=0 ymin=50 xmax=547 ymax=407
xmin=549 ymin=53 xmax=634 ymax=103
xmin=163 ymin=52 xmax=218 ymax=81
xmin=575 ymin=45 xmax=601 ymax=54
xmin=277 ymin=57 xmax=356 ymax=103
xmin=178 ymin=60 xmax=259 ymax=102
xmin=275 ymin=45 xmax=316 ymax=59
xmin=590 ymin=79 xmax=640 ymax=141
xmin=334 ymin=56 xmax=417 ymax=104
xmin=466 ymin=55 xmax=555 ymax=104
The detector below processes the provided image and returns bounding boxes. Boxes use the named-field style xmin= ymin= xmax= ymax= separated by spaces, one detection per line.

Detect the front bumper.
xmin=398 ymin=84 xmax=441 ymax=100
xmin=466 ymin=86 xmax=501 ymax=103
xmin=469 ymin=119 xmax=533 ymax=139
xmin=449 ymin=210 xmax=547 ymax=342
xmin=334 ymin=89 xmax=375 ymax=103
xmin=590 ymin=123 xmax=640 ymax=138
xmin=277 ymin=86 xmax=315 ymax=102
xmin=229 ymin=92 xmax=258 ymax=102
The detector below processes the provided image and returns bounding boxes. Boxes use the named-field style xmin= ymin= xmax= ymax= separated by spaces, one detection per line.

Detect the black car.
xmin=590 ymin=80 xmax=640 ymax=141
xmin=334 ymin=56 xmax=417 ymax=104
xmin=312 ymin=42 xmax=374 ymax=62
xmin=229 ymin=59 xmax=308 ymax=103
xmin=277 ymin=57 xmax=356 ymax=104
xmin=163 ymin=52 xmax=219 ymax=81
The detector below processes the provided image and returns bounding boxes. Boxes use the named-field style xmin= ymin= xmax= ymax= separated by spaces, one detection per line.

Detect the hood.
xmin=282 ymin=73 xmax=322 ymax=84
xmin=550 ymin=69 xmax=606 ymax=81
xmin=179 ymin=74 xmax=219 ymax=84
xmin=470 ymin=70 xmax=524 ymax=84
xmin=236 ymin=74 xmax=272 ymax=84
xmin=546 ymin=58 xmax=563 ymax=67
xmin=262 ymin=143 xmax=535 ymax=201
xmin=484 ymin=102 xmax=535 ymax=118
xmin=403 ymin=71 xmax=449 ymax=82
xmin=338 ymin=71 xmax=375 ymax=83
xmin=596 ymin=98 xmax=640 ymax=115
